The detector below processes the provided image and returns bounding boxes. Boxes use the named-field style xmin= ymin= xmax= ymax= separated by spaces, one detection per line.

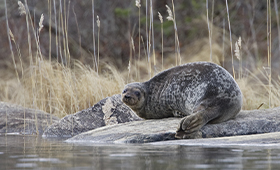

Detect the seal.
xmin=121 ymin=61 xmax=242 ymax=139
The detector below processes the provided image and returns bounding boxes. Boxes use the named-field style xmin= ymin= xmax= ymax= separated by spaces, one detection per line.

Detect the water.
xmin=0 ymin=135 xmax=280 ymax=170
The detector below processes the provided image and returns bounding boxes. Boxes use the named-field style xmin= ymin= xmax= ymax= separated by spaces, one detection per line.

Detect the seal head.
xmin=121 ymin=82 xmax=147 ymax=113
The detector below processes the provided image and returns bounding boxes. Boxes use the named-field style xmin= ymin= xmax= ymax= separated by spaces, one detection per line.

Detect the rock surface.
xmin=66 ymin=118 xmax=179 ymax=143
xmin=42 ymin=95 xmax=142 ymax=138
xmin=66 ymin=107 xmax=280 ymax=143
xmin=0 ymin=102 xmax=59 ymax=135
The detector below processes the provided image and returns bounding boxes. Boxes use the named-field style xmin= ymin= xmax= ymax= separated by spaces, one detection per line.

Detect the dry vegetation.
xmin=0 ymin=1 xmax=280 ymax=118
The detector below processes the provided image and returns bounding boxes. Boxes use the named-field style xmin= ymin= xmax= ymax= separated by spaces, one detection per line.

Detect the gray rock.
xmin=0 ymin=102 xmax=59 ymax=135
xmin=42 ymin=94 xmax=142 ymax=138
xmin=201 ymin=107 xmax=280 ymax=138
xmin=66 ymin=107 xmax=280 ymax=143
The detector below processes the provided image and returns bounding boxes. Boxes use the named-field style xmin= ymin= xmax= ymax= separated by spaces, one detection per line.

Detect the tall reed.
xmin=275 ymin=0 xmax=280 ymax=54
xmin=267 ymin=0 xmax=272 ymax=108
xmin=145 ymin=0 xmax=151 ymax=78
xmin=92 ymin=0 xmax=97 ymax=72
xmin=225 ymin=0 xmax=235 ymax=79
xmin=17 ymin=1 xmax=27 ymax=134
xmin=97 ymin=15 xmax=100 ymax=74
xmin=136 ymin=0 xmax=141 ymax=78
xmin=48 ymin=0 xmax=52 ymax=62
xmin=166 ymin=2 xmax=180 ymax=66
xmin=149 ymin=0 xmax=155 ymax=76
xmin=206 ymin=0 xmax=212 ymax=62
xmin=234 ymin=37 xmax=242 ymax=79
xmin=222 ymin=18 xmax=225 ymax=67
xmin=5 ymin=0 xmax=19 ymax=134
xmin=150 ymin=0 xmax=156 ymax=73
xmin=158 ymin=12 xmax=164 ymax=70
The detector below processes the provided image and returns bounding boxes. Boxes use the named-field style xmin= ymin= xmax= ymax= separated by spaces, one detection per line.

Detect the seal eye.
xmin=122 ymin=89 xmax=127 ymax=94
xmin=134 ymin=91 xmax=140 ymax=97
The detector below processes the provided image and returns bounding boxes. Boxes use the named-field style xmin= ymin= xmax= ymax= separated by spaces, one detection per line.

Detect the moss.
xmin=114 ymin=7 xmax=131 ymax=18
xmin=162 ymin=21 xmax=175 ymax=36
xmin=191 ymin=0 xmax=203 ymax=10
xmin=140 ymin=17 xmax=147 ymax=25
xmin=185 ymin=17 xmax=192 ymax=23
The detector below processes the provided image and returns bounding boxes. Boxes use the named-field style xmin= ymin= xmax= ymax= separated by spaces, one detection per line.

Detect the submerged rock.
xmin=151 ymin=131 xmax=280 ymax=146
xmin=42 ymin=95 xmax=142 ymax=138
xmin=0 ymin=102 xmax=59 ymax=135
xmin=66 ymin=107 xmax=280 ymax=143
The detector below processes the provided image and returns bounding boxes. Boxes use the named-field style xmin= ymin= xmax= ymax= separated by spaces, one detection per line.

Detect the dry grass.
xmin=240 ymin=69 xmax=280 ymax=109
xmin=1 ymin=56 xmax=279 ymax=118
xmin=1 ymin=59 xmax=125 ymax=117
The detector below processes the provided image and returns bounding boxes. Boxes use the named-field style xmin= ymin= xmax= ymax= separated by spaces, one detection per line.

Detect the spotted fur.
xmin=122 ymin=62 xmax=242 ymax=139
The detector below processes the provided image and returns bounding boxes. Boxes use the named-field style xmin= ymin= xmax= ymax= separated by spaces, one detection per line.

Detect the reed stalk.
xmin=97 ymin=15 xmax=100 ymax=74
xmin=267 ymin=0 xmax=272 ymax=108
xmin=234 ymin=37 xmax=242 ymax=79
xmin=136 ymin=0 xmax=141 ymax=79
xmin=158 ymin=12 xmax=164 ymax=70
xmin=131 ymin=36 xmax=136 ymax=80
xmin=225 ymin=0 xmax=235 ymax=79
xmin=4 ymin=0 xmax=13 ymax=134
xmin=92 ymin=0 xmax=97 ymax=72
xmin=145 ymin=0 xmax=151 ymax=78
xmin=65 ymin=1 xmax=71 ymax=67
xmin=206 ymin=0 xmax=212 ymax=62
xmin=150 ymin=0 xmax=156 ymax=74
xmin=222 ymin=18 xmax=225 ymax=67
xmin=211 ymin=0 xmax=214 ymax=50
xmin=48 ymin=0 xmax=52 ymax=62
xmin=53 ymin=0 xmax=59 ymax=63
xmin=17 ymin=1 xmax=27 ymax=134
xmin=147 ymin=0 xmax=153 ymax=77
xmin=275 ymin=0 xmax=280 ymax=54
xmin=172 ymin=0 xmax=180 ymax=65
xmin=59 ymin=0 xmax=67 ymax=65
xmin=166 ymin=1 xmax=180 ymax=66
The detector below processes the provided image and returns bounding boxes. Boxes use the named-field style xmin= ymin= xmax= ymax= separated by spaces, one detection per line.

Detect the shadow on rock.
xmin=42 ymin=94 xmax=142 ymax=138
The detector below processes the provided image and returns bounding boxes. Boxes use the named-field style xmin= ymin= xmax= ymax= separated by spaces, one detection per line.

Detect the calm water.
xmin=0 ymin=135 xmax=280 ymax=170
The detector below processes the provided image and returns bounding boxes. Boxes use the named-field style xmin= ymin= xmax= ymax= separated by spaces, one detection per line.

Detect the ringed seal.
xmin=121 ymin=61 xmax=242 ymax=139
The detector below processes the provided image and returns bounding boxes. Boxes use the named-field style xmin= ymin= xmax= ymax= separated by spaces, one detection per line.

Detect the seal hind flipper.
xmin=175 ymin=106 xmax=220 ymax=139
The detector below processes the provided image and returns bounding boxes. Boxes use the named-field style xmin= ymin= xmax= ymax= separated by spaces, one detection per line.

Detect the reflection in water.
xmin=0 ymin=135 xmax=280 ymax=169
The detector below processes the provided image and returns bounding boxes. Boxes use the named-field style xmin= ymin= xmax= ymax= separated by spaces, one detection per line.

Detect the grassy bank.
xmin=0 ymin=1 xmax=280 ymax=118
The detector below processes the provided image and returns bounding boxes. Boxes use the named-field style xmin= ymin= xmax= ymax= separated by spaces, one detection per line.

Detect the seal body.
xmin=122 ymin=62 xmax=242 ymax=139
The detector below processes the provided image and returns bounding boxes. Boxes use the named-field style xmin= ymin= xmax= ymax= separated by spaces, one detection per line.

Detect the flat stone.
xmin=42 ymin=94 xmax=142 ymax=138
xmin=0 ymin=102 xmax=59 ymax=135
xmin=66 ymin=107 xmax=280 ymax=144
xmin=66 ymin=118 xmax=179 ymax=143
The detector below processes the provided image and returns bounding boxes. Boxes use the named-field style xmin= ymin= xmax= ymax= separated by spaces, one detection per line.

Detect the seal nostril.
xmin=125 ymin=95 xmax=131 ymax=99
